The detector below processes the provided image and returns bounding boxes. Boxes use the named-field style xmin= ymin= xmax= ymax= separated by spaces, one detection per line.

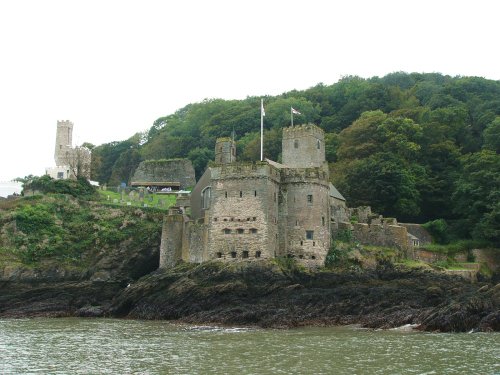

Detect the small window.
xmin=250 ymin=228 xmax=258 ymax=234
xmin=317 ymin=140 xmax=321 ymax=149
xmin=300 ymin=240 xmax=303 ymax=246
xmin=306 ymin=231 xmax=314 ymax=240
xmin=247 ymin=218 xmax=250 ymax=221
xmin=294 ymin=140 xmax=299 ymax=149
xmin=295 ymin=220 xmax=299 ymax=226
xmin=231 ymin=251 xmax=237 ymax=258
xmin=214 ymin=218 xmax=218 ymax=221
xmin=299 ymin=255 xmax=304 ymax=259
xmin=240 ymin=191 xmax=242 ymax=198
xmin=223 ymin=218 xmax=228 ymax=222
xmin=255 ymin=251 xmax=261 ymax=258
xmin=225 ymin=191 xmax=228 ymax=198
xmin=254 ymin=190 xmax=257 ymax=197
xmin=253 ymin=217 xmax=256 ymax=221
xmin=224 ymin=228 xmax=231 ymax=234
xmin=242 ymin=251 xmax=249 ymax=258
xmin=201 ymin=187 xmax=211 ymax=209
xmin=237 ymin=228 xmax=244 ymax=234
xmin=322 ymin=217 xmax=325 ymax=226
xmin=216 ymin=252 xmax=222 ymax=258
xmin=311 ymin=255 xmax=316 ymax=260
xmin=307 ymin=195 xmax=313 ymax=204
xmin=313 ymin=241 xmax=315 ymax=246
xmin=57 ymin=172 xmax=64 ymax=179
xmin=274 ymin=192 xmax=276 ymax=202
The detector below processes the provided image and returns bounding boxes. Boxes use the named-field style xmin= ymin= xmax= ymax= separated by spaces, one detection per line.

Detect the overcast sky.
xmin=0 ymin=0 xmax=498 ymax=181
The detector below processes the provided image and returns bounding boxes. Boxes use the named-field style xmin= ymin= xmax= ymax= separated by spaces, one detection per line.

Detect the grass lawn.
xmin=98 ymin=189 xmax=177 ymax=210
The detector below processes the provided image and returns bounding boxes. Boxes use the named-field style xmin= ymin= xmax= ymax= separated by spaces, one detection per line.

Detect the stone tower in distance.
xmin=54 ymin=120 xmax=73 ymax=166
xmin=215 ymin=137 xmax=236 ymax=164
xmin=282 ymin=124 xmax=326 ymax=168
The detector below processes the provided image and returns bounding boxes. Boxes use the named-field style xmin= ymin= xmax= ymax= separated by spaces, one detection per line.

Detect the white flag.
xmin=291 ymin=107 xmax=301 ymax=115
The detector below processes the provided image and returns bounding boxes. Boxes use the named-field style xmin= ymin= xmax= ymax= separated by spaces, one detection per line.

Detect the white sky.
xmin=0 ymin=0 xmax=498 ymax=181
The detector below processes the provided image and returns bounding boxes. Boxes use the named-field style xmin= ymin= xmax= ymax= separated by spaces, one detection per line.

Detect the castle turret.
xmin=282 ymin=124 xmax=325 ymax=168
xmin=54 ymin=120 xmax=73 ymax=166
xmin=215 ymin=137 xmax=236 ymax=164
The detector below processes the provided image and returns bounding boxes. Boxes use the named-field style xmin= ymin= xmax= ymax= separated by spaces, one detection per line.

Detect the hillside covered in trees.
xmin=89 ymin=72 xmax=500 ymax=246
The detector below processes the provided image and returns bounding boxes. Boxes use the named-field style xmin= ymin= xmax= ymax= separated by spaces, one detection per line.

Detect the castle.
xmin=160 ymin=124 xmax=427 ymax=268
xmin=46 ymin=120 xmax=91 ymax=180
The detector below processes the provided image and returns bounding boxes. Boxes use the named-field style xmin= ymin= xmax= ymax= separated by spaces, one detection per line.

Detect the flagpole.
xmin=291 ymin=107 xmax=294 ymax=127
xmin=260 ymin=99 xmax=264 ymax=161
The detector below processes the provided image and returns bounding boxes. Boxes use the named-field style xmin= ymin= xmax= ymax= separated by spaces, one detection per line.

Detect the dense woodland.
xmin=89 ymin=72 xmax=500 ymax=245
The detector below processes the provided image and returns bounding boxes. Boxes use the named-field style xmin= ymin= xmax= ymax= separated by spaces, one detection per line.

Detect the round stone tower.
xmin=215 ymin=137 xmax=236 ymax=164
xmin=282 ymin=124 xmax=325 ymax=168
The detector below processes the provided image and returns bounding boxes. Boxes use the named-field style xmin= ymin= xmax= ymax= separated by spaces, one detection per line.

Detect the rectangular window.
xmin=306 ymin=230 xmax=314 ymax=240
xmin=57 ymin=172 xmax=64 ymax=179
xmin=322 ymin=216 xmax=325 ymax=226
xmin=307 ymin=195 xmax=313 ymax=204
xmin=237 ymin=228 xmax=244 ymax=234
xmin=224 ymin=229 xmax=231 ymax=234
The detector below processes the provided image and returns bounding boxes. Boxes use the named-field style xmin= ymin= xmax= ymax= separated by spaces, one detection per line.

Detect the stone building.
xmin=160 ymin=123 xmax=429 ymax=269
xmin=46 ymin=120 xmax=91 ymax=180
xmin=161 ymin=124 xmax=332 ymax=268
xmin=131 ymin=159 xmax=196 ymax=191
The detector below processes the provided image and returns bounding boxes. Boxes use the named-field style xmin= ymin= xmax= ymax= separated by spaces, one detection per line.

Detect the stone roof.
xmin=264 ymin=158 xmax=288 ymax=169
xmin=329 ymin=183 xmax=346 ymax=201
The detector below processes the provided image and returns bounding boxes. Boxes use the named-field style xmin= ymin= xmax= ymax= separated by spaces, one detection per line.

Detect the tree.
xmin=483 ymin=117 xmax=500 ymax=153
xmin=452 ymin=150 xmax=500 ymax=244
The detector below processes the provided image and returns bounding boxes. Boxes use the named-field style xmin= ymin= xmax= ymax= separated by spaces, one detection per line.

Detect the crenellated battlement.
xmin=210 ymin=161 xmax=281 ymax=182
xmin=282 ymin=123 xmax=324 ymax=139
xmin=280 ymin=166 xmax=329 ymax=184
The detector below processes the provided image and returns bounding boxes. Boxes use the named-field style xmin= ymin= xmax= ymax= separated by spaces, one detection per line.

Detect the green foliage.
xmin=273 ymin=256 xmax=304 ymax=274
xmin=423 ymin=239 xmax=491 ymax=256
xmin=25 ymin=175 xmax=97 ymax=199
xmin=85 ymin=72 xmax=500 ymax=244
xmin=452 ymin=150 xmax=500 ymax=245
xmin=334 ymin=229 xmax=352 ymax=243
xmin=422 ymin=219 xmax=449 ymax=244
xmin=4 ymin=194 xmax=164 ymax=265
xmin=324 ymin=242 xmax=345 ymax=268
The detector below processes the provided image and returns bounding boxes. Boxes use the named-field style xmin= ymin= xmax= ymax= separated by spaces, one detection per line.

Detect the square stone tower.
xmin=54 ymin=120 xmax=74 ymax=166
xmin=282 ymin=124 xmax=325 ymax=168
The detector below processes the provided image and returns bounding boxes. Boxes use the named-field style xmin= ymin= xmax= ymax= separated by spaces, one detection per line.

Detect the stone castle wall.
xmin=352 ymin=222 xmax=409 ymax=250
xmin=132 ymin=159 xmax=196 ymax=189
xmin=207 ymin=163 xmax=280 ymax=261
xmin=159 ymin=214 xmax=184 ymax=268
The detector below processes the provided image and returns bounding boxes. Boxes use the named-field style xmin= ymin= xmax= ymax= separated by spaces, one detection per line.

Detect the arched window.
xmin=201 ymin=186 xmax=211 ymax=209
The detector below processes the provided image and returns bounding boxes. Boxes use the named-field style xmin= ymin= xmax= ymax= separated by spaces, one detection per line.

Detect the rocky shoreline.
xmin=1 ymin=260 xmax=498 ymax=332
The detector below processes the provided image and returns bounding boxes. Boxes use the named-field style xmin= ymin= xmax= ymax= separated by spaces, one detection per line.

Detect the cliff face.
xmin=0 ymin=195 xmax=162 ymax=317
xmin=108 ymin=261 xmax=500 ymax=332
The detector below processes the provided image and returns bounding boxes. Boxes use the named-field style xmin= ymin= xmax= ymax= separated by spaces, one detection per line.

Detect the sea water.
xmin=0 ymin=318 xmax=498 ymax=374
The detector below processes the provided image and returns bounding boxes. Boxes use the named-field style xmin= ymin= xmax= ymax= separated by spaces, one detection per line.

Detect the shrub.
xmin=422 ymin=218 xmax=449 ymax=244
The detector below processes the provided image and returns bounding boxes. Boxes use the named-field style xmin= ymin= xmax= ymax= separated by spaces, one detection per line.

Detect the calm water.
xmin=0 ymin=318 xmax=498 ymax=375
